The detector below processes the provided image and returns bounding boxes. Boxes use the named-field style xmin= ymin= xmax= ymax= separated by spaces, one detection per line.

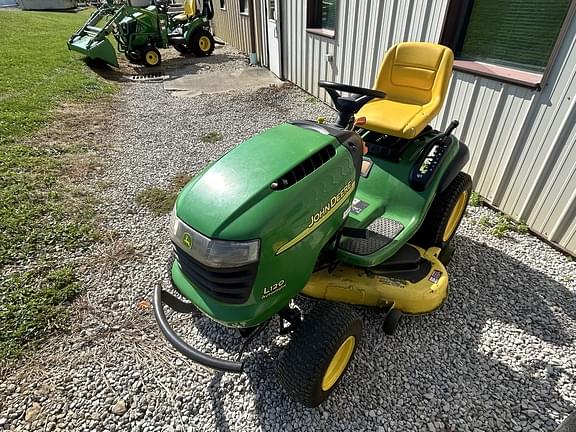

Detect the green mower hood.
xmin=176 ymin=123 xmax=345 ymax=239
xmin=172 ymin=122 xmax=361 ymax=326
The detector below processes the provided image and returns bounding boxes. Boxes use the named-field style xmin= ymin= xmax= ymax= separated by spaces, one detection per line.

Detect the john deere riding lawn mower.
xmin=68 ymin=0 xmax=215 ymax=67
xmin=153 ymin=42 xmax=473 ymax=407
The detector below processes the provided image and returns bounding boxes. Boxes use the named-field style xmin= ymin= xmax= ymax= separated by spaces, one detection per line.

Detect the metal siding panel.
xmin=529 ymin=129 xmax=576 ymax=237
xmin=312 ymin=36 xmax=320 ymax=97
xmin=281 ymin=0 xmax=576 ymax=254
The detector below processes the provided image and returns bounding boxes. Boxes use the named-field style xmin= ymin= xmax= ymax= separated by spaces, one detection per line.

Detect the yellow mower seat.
xmin=356 ymin=42 xmax=454 ymax=139
xmin=173 ymin=0 xmax=197 ymax=21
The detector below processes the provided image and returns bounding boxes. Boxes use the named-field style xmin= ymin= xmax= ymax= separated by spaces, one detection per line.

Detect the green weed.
xmin=478 ymin=215 xmax=491 ymax=227
xmin=201 ymin=131 xmax=223 ymax=144
xmin=469 ymin=191 xmax=482 ymax=207
xmin=136 ymin=174 xmax=193 ymax=216
xmin=0 ymin=266 xmax=81 ymax=360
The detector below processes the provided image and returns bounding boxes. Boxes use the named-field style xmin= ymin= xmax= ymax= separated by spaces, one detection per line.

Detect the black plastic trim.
xmin=173 ymin=244 xmax=257 ymax=304
xmin=289 ymin=120 xmax=364 ymax=182
xmin=439 ymin=141 xmax=470 ymax=192
xmin=368 ymin=256 xmax=432 ymax=283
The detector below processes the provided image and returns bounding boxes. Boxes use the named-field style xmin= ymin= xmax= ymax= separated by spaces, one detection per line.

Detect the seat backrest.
xmin=374 ymin=42 xmax=453 ymax=106
xmin=183 ymin=0 xmax=197 ymax=17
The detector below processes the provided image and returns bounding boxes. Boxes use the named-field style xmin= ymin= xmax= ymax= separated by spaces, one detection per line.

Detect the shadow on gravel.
xmin=245 ymin=237 xmax=575 ymax=431
xmin=207 ymin=372 xmax=232 ymax=432
xmin=87 ymin=46 xmax=246 ymax=83
xmin=174 ymin=236 xmax=576 ymax=430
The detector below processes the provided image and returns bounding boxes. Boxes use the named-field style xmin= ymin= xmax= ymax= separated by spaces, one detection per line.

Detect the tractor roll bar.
xmin=153 ymin=284 xmax=244 ymax=373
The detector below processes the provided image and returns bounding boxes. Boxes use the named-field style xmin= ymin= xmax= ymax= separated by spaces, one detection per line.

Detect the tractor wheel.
xmin=190 ymin=29 xmax=215 ymax=56
xmin=383 ymin=308 xmax=403 ymax=335
xmin=173 ymin=44 xmax=192 ymax=55
xmin=411 ymin=172 xmax=473 ymax=249
xmin=555 ymin=411 xmax=576 ymax=432
xmin=277 ymin=302 xmax=362 ymax=407
xmin=143 ymin=47 xmax=161 ymax=67
xmin=125 ymin=51 xmax=141 ymax=63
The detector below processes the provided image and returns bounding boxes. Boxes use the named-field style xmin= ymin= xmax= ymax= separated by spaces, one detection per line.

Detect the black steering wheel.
xmin=319 ymin=81 xmax=386 ymax=99
xmin=319 ymin=80 xmax=386 ymax=128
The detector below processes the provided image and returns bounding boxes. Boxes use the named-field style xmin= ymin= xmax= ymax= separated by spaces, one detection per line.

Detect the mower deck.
xmin=304 ymin=245 xmax=448 ymax=314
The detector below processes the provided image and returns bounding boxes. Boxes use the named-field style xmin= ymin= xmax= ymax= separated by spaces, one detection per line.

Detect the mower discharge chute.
xmin=154 ymin=42 xmax=473 ymax=407
xmin=68 ymin=0 xmax=216 ymax=67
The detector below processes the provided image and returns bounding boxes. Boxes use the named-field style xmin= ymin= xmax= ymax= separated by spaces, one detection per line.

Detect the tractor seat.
xmin=356 ymin=42 xmax=453 ymax=139
xmin=172 ymin=13 xmax=189 ymax=21
xmin=173 ymin=0 xmax=197 ymax=21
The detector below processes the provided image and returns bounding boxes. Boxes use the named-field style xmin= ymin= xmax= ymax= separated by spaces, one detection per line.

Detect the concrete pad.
xmin=164 ymin=67 xmax=283 ymax=97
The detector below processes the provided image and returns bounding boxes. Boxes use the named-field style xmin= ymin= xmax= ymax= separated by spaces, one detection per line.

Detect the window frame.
xmin=306 ymin=0 xmax=338 ymax=39
xmin=239 ymin=0 xmax=249 ymax=15
xmin=440 ymin=0 xmax=576 ymax=89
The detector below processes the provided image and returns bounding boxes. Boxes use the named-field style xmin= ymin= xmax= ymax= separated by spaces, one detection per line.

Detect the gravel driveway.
xmin=1 ymin=46 xmax=576 ymax=432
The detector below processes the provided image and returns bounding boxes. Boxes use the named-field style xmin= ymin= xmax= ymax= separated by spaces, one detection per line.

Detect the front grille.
xmin=173 ymin=244 xmax=258 ymax=304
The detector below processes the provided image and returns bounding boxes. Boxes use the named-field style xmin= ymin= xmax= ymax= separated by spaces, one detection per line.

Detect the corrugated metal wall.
xmin=282 ymin=0 xmax=576 ymax=254
xmin=211 ymin=0 xmax=266 ymax=63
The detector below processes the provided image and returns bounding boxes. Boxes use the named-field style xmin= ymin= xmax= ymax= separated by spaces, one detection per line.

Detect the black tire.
xmin=142 ymin=47 xmax=162 ymax=67
xmin=556 ymin=412 xmax=576 ymax=432
xmin=189 ymin=29 xmax=215 ymax=56
xmin=438 ymin=242 xmax=456 ymax=266
xmin=411 ymin=172 xmax=473 ymax=249
xmin=173 ymin=44 xmax=192 ymax=55
xmin=125 ymin=51 xmax=141 ymax=62
xmin=277 ymin=302 xmax=362 ymax=407
xmin=383 ymin=308 xmax=403 ymax=335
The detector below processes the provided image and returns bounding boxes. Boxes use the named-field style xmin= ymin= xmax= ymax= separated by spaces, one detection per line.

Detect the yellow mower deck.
xmin=302 ymin=246 xmax=448 ymax=314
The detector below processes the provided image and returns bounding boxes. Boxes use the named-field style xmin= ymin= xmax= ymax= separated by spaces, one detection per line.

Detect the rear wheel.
xmin=190 ymin=29 xmax=215 ymax=56
xmin=277 ymin=302 xmax=362 ymax=407
xmin=555 ymin=412 xmax=576 ymax=432
xmin=143 ymin=47 xmax=161 ymax=67
xmin=411 ymin=172 xmax=473 ymax=249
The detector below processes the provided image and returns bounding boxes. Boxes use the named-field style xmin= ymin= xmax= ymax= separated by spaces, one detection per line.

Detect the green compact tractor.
xmin=68 ymin=0 xmax=215 ymax=67
xmin=154 ymin=42 xmax=473 ymax=406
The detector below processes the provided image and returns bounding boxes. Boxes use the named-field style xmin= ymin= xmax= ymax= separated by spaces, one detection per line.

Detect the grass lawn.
xmin=0 ymin=9 xmax=116 ymax=361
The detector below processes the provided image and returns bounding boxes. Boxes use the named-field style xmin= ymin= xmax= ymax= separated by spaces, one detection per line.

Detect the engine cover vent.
xmin=271 ymin=145 xmax=336 ymax=190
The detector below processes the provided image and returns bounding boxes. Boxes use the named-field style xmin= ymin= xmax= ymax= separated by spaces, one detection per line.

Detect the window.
xmin=239 ymin=0 xmax=248 ymax=14
xmin=441 ymin=0 xmax=574 ymax=87
xmin=307 ymin=0 xmax=337 ymax=38
xmin=219 ymin=0 xmax=225 ymax=9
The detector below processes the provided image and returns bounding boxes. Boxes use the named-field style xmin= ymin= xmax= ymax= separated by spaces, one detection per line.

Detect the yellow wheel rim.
xmin=146 ymin=51 xmax=159 ymax=66
xmin=199 ymin=35 xmax=211 ymax=52
xmin=321 ymin=336 xmax=356 ymax=391
xmin=443 ymin=191 xmax=469 ymax=242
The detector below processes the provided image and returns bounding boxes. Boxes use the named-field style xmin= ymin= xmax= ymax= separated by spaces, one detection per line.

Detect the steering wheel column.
xmin=319 ymin=80 xmax=386 ymax=129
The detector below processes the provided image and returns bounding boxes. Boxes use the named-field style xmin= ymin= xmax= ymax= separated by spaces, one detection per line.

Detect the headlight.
xmin=170 ymin=209 xmax=259 ymax=268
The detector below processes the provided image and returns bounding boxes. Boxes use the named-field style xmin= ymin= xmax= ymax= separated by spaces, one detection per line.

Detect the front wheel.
xmin=189 ymin=29 xmax=215 ymax=56
xmin=125 ymin=51 xmax=141 ymax=63
xmin=277 ymin=302 xmax=362 ymax=407
xmin=143 ymin=47 xmax=161 ymax=67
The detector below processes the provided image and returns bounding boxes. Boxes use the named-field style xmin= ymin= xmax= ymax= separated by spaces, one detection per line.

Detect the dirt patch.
xmin=87 ymin=45 xmax=249 ymax=83
xmin=30 ymin=100 xmax=118 ymax=151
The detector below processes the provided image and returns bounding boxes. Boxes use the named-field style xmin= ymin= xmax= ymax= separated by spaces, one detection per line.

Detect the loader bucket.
xmin=68 ymin=34 xmax=118 ymax=67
